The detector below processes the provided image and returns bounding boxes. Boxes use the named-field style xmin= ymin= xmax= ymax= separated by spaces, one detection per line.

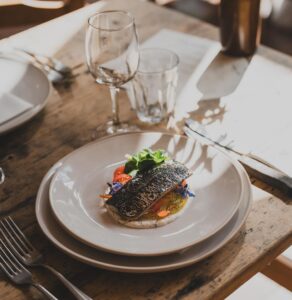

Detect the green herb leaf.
xmin=138 ymin=159 xmax=156 ymax=171
xmin=124 ymin=148 xmax=169 ymax=174
xmin=124 ymin=160 xmax=137 ymax=174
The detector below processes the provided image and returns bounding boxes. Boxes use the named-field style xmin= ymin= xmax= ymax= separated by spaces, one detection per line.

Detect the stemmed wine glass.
xmin=0 ymin=167 xmax=4 ymax=185
xmin=85 ymin=10 xmax=139 ymax=136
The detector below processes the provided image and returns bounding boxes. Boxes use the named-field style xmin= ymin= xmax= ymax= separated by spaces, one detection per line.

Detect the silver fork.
xmin=0 ymin=217 xmax=92 ymax=300
xmin=13 ymin=47 xmax=73 ymax=76
xmin=0 ymin=239 xmax=58 ymax=299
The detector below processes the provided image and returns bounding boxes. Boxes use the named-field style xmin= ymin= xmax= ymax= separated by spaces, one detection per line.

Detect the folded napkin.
xmin=0 ymin=93 xmax=33 ymax=125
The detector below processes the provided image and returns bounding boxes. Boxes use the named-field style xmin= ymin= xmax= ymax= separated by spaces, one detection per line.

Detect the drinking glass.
xmin=85 ymin=11 xmax=139 ymax=136
xmin=0 ymin=167 xmax=4 ymax=184
xmin=128 ymin=48 xmax=179 ymax=124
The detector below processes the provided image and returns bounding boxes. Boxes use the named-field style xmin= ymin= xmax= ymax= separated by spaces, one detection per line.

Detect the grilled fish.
xmin=105 ymin=160 xmax=192 ymax=220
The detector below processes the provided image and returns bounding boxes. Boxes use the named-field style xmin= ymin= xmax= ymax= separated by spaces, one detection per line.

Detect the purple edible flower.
xmin=186 ymin=189 xmax=195 ymax=197
xmin=109 ymin=182 xmax=123 ymax=195
xmin=174 ymin=183 xmax=195 ymax=199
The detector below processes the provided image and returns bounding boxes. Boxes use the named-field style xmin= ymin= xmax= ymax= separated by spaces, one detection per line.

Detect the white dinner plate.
xmin=36 ymin=157 xmax=252 ymax=273
xmin=49 ymin=132 xmax=245 ymax=256
xmin=0 ymin=54 xmax=51 ymax=134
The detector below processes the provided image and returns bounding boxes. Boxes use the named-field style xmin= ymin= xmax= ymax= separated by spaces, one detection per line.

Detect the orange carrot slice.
xmin=157 ymin=210 xmax=170 ymax=218
xmin=181 ymin=179 xmax=187 ymax=187
xmin=99 ymin=194 xmax=112 ymax=199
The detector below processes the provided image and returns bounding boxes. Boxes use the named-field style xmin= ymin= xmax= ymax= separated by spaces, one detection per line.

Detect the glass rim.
xmin=88 ymin=10 xmax=135 ymax=32
xmin=137 ymin=48 xmax=179 ymax=74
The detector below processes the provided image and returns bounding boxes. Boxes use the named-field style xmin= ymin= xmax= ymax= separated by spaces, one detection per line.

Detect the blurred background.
xmin=0 ymin=0 xmax=292 ymax=56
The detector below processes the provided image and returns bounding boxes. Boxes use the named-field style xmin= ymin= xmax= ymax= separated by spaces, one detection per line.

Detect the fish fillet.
xmin=105 ymin=160 xmax=192 ymax=220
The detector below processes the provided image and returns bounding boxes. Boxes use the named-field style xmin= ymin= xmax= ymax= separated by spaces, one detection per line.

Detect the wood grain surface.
xmin=0 ymin=1 xmax=291 ymax=299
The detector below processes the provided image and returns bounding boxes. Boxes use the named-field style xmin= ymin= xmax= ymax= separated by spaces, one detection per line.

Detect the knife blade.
xmin=184 ymin=123 xmax=292 ymax=197
xmin=185 ymin=118 xmax=285 ymax=173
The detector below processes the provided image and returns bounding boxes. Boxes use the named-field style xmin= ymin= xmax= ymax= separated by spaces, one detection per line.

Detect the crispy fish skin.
xmin=105 ymin=161 xmax=192 ymax=220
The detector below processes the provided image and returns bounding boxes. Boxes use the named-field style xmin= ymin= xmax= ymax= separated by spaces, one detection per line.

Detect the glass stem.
xmin=109 ymin=86 xmax=120 ymax=126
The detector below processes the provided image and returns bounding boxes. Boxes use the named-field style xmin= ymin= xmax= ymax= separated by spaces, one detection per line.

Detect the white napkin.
xmin=0 ymin=93 xmax=33 ymax=125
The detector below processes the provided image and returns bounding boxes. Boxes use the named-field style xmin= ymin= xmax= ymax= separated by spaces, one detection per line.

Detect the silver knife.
xmin=185 ymin=119 xmax=285 ymax=173
xmin=184 ymin=120 xmax=292 ymax=197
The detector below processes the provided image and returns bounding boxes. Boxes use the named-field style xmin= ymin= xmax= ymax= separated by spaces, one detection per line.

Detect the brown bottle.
xmin=220 ymin=0 xmax=261 ymax=56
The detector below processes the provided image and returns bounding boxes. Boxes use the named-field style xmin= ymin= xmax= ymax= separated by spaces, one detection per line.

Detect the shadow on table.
xmin=189 ymin=52 xmax=252 ymax=126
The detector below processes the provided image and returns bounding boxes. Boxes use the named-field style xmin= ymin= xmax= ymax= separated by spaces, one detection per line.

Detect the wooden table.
xmin=0 ymin=1 xmax=291 ymax=299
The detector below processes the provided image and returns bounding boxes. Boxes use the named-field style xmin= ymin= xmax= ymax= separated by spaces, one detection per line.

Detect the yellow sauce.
xmin=140 ymin=192 xmax=187 ymax=221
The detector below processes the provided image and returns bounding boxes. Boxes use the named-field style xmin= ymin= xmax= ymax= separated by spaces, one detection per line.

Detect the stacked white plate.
xmin=35 ymin=132 xmax=252 ymax=273
xmin=0 ymin=53 xmax=51 ymax=134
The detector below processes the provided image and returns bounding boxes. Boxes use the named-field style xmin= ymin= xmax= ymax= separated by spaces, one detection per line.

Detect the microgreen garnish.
xmin=124 ymin=149 xmax=169 ymax=174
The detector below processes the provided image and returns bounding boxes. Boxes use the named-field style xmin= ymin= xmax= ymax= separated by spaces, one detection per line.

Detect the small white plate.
xmin=49 ymin=132 xmax=245 ymax=256
xmin=0 ymin=54 xmax=51 ymax=134
xmin=36 ymin=158 xmax=252 ymax=273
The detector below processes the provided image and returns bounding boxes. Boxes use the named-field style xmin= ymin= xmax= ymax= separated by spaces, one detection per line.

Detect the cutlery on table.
xmin=33 ymin=61 xmax=76 ymax=86
xmin=13 ymin=48 xmax=76 ymax=86
xmin=0 ymin=217 xmax=93 ymax=300
xmin=14 ymin=48 xmax=73 ymax=76
xmin=0 ymin=46 xmax=77 ymax=86
xmin=0 ymin=239 xmax=58 ymax=300
xmin=185 ymin=119 xmax=284 ymax=172
xmin=184 ymin=119 xmax=292 ymax=196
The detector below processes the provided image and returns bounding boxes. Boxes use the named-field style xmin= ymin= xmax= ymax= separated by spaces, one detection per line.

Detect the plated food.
xmin=49 ymin=132 xmax=244 ymax=256
xmin=100 ymin=149 xmax=195 ymax=228
xmin=40 ymin=132 xmax=250 ymax=268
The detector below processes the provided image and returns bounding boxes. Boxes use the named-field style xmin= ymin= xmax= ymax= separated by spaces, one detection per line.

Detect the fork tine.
xmin=0 ymin=239 xmax=24 ymax=270
xmin=1 ymin=233 xmax=26 ymax=265
xmin=0 ymin=255 xmax=15 ymax=276
xmin=0 ymin=221 xmax=28 ymax=256
xmin=0 ymin=242 xmax=21 ymax=274
xmin=7 ymin=217 xmax=34 ymax=250
xmin=0 ymin=226 xmax=27 ymax=256
xmin=2 ymin=218 xmax=31 ymax=252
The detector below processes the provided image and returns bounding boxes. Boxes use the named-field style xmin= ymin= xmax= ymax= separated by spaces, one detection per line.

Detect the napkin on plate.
xmin=0 ymin=92 xmax=33 ymax=125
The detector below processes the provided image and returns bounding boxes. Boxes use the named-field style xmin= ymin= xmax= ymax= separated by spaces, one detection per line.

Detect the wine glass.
xmin=0 ymin=167 xmax=4 ymax=184
xmin=85 ymin=10 xmax=139 ymax=137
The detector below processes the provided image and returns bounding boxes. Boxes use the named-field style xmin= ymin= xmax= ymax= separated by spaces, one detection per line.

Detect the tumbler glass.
xmin=130 ymin=48 xmax=179 ymax=124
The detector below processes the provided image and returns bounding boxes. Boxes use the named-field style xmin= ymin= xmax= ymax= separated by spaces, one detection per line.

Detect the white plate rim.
xmin=35 ymin=155 xmax=252 ymax=273
xmin=49 ymin=132 xmax=246 ymax=256
xmin=0 ymin=54 xmax=52 ymax=135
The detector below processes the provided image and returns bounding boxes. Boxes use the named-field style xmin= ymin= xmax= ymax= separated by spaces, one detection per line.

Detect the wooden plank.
xmin=261 ymin=255 xmax=292 ymax=291
xmin=0 ymin=1 xmax=291 ymax=299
